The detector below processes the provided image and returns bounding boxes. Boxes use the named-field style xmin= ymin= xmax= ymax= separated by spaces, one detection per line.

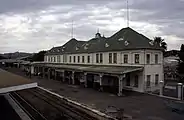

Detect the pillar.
xmin=118 ymin=75 xmax=124 ymax=96
xmin=159 ymin=80 xmax=164 ymax=96
xmin=177 ymin=83 xmax=183 ymax=100
xmin=84 ymin=72 xmax=87 ymax=88
xmin=62 ymin=71 xmax=65 ymax=82
xmin=99 ymin=74 xmax=103 ymax=91
xmin=42 ymin=67 xmax=45 ymax=78
xmin=48 ymin=68 xmax=50 ymax=80
xmin=72 ymin=71 xmax=75 ymax=85
xmin=54 ymin=70 xmax=57 ymax=80
xmin=31 ymin=66 xmax=34 ymax=75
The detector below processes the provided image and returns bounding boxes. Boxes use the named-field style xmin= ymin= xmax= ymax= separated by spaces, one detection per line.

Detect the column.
xmin=84 ymin=72 xmax=87 ymax=88
xmin=177 ymin=83 xmax=183 ymax=100
xmin=48 ymin=68 xmax=50 ymax=80
xmin=31 ymin=66 xmax=34 ymax=75
xmin=159 ymin=80 xmax=164 ymax=96
xmin=72 ymin=71 xmax=75 ymax=85
xmin=99 ymin=74 xmax=103 ymax=91
xmin=54 ymin=70 xmax=57 ymax=80
xmin=42 ymin=67 xmax=45 ymax=78
xmin=118 ymin=75 xmax=124 ymax=96
xmin=62 ymin=71 xmax=65 ymax=82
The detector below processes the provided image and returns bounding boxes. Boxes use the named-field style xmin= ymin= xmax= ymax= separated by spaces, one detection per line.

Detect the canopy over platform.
xmin=34 ymin=63 xmax=143 ymax=74
xmin=0 ymin=69 xmax=37 ymax=94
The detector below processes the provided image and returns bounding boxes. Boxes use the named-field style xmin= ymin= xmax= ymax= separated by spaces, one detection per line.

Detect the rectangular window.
xmin=113 ymin=53 xmax=117 ymax=64
xmin=146 ymin=75 xmax=151 ymax=87
xmin=100 ymin=53 xmax=103 ymax=63
xmin=69 ymin=56 xmax=72 ymax=63
xmin=146 ymin=54 xmax=150 ymax=64
xmin=96 ymin=54 xmax=99 ymax=63
xmin=155 ymin=74 xmax=159 ymax=85
xmin=124 ymin=54 xmax=128 ymax=63
xmin=87 ymin=56 xmax=90 ymax=63
xmin=109 ymin=53 xmax=112 ymax=63
xmin=78 ymin=56 xmax=80 ymax=63
xmin=155 ymin=54 xmax=158 ymax=64
xmin=48 ymin=57 xmax=50 ymax=62
xmin=73 ymin=56 xmax=76 ymax=63
xmin=134 ymin=75 xmax=139 ymax=87
xmin=82 ymin=56 xmax=85 ymax=63
xmin=53 ymin=57 xmax=56 ymax=62
xmin=57 ymin=56 xmax=60 ymax=63
xmin=135 ymin=54 xmax=139 ymax=64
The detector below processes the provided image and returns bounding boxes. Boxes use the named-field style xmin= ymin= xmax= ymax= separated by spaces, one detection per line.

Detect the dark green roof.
xmin=45 ymin=27 xmax=163 ymax=55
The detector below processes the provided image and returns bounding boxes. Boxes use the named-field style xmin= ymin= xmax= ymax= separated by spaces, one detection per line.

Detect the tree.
xmin=31 ymin=51 xmax=46 ymax=62
xmin=177 ymin=44 xmax=184 ymax=83
xmin=153 ymin=37 xmax=167 ymax=51
xmin=0 ymin=55 xmax=6 ymax=60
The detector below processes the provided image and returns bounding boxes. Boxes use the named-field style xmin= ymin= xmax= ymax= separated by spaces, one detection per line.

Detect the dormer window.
xmin=149 ymin=40 xmax=154 ymax=46
xmin=84 ymin=46 xmax=88 ymax=50
xmin=76 ymin=47 xmax=79 ymax=50
xmin=105 ymin=43 xmax=109 ymax=48
xmin=124 ymin=41 xmax=129 ymax=46
xmin=62 ymin=49 xmax=64 ymax=52
xmin=57 ymin=49 xmax=60 ymax=52
xmin=84 ymin=43 xmax=89 ymax=50
xmin=118 ymin=37 xmax=124 ymax=41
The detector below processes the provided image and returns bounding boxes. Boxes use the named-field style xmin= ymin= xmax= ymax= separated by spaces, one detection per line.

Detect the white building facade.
xmin=42 ymin=27 xmax=164 ymax=94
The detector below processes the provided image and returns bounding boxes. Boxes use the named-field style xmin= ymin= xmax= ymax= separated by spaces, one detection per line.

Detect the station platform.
xmin=0 ymin=68 xmax=37 ymax=94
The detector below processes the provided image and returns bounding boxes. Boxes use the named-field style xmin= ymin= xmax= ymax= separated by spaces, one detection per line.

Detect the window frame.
xmin=155 ymin=54 xmax=158 ymax=64
xmin=69 ymin=56 xmax=72 ymax=63
xmin=100 ymin=53 xmax=103 ymax=63
xmin=73 ymin=56 xmax=76 ymax=63
xmin=113 ymin=53 xmax=117 ymax=64
xmin=96 ymin=54 xmax=99 ymax=63
xmin=78 ymin=56 xmax=80 ymax=63
xmin=135 ymin=54 xmax=139 ymax=64
xmin=82 ymin=56 xmax=85 ymax=63
xmin=146 ymin=54 xmax=150 ymax=64
xmin=155 ymin=74 xmax=159 ymax=85
xmin=124 ymin=54 xmax=128 ymax=63
xmin=109 ymin=53 xmax=112 ymax=63
xmin=146 ymin=75 xmax=151 ymax=87
xmin=87 ymin=55 xmax=90 ymax=63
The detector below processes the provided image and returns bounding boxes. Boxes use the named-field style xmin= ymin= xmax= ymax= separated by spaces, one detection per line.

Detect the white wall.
xmin=123 ymin=71 xmax=144 ymax=92
xmin=143 ymin=50 xmax=163 ymax=92
xmin=45 ymin=50 xmax=162 ymax=67
xmin=45 ymin=49 xmax=163 ymax=93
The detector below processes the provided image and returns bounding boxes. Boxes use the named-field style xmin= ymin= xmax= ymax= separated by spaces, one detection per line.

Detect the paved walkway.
xmin=6 ymin=68 xmax=184 ymax=120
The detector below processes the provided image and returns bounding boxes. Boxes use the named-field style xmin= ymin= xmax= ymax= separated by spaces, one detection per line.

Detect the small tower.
xmin=95 ymin=28 xmax=101 ymax=38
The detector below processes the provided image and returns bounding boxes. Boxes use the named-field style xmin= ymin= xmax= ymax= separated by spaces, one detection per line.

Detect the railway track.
xmin=10 ymin=92 xmax=48 ymax=120
xmin=12 ymin=88 xmax=99 ymax=120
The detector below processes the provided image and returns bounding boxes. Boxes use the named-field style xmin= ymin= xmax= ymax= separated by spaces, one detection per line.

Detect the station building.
xmin=30 ymin=27 xmax=164 ymax=96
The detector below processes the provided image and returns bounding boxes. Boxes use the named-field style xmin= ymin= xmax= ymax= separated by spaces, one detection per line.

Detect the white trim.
xmin=4 ymin=93 xmax=32 ymax=120
xmin=38 ymin=86 xmax=115 ymax=120
xmin=0 ymin=82 xmax=37 ymax=94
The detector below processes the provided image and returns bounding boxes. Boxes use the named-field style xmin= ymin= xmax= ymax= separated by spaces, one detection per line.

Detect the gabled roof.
xmin=46 ymin=27 xmax=163 ymax=55
xmin=106 ymin=27 xmax=162 ymax=51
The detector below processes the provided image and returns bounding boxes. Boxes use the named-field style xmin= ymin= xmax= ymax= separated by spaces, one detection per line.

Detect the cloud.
xmin=0 ymin=0 xmax=183 ymax=53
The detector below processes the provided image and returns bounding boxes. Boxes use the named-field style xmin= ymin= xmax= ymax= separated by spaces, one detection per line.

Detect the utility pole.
xmin=127 ymin=0 xmax=129 ymax=27
xmin=71 ymin=20 xmax=74 ymax=38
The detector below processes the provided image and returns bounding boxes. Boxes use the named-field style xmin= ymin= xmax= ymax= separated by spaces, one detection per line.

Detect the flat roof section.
xmin=0 ymin=69 xmax=37 ymax=94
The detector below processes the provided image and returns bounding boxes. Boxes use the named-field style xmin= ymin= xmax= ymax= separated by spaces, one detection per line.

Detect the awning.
xmin=41 ymin=63 xmax=143 ymax=75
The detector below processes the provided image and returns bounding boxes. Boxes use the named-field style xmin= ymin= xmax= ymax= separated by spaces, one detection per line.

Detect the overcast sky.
xmin=0 ymin=0 xmax=183 ymax=53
